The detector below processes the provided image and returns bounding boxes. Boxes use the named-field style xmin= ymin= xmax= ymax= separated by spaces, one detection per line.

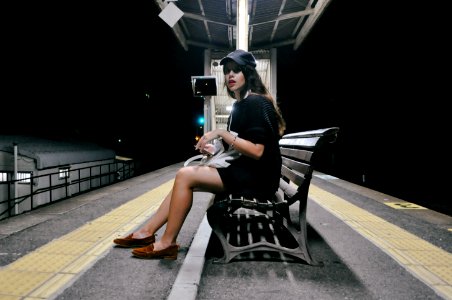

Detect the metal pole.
xmin=13 ymin=143 xmax=18 ymax=215
xmin=203 ymin=48 xmax=213 ymax=133
xmin=203 ymin=96 xmax=210 ymax=133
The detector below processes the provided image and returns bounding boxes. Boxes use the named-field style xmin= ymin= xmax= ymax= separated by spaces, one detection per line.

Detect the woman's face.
xmin=223 ymin=61 xmax=246 ymax=95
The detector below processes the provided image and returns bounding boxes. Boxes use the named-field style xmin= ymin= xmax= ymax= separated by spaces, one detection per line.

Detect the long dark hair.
xmin=225 ymin=65 xmax=286 ymax=136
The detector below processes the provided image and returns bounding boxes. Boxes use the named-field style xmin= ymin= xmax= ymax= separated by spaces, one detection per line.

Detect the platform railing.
xmin=0 ymin=160 xmax=135 ymax=220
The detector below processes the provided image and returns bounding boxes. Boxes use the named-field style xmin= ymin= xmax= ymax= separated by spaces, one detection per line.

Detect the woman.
xmin=113 ymin=49 xmax=286 ymax=259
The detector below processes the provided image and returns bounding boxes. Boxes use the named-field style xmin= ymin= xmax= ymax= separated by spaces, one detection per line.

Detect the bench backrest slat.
xmin=281 ymin=127 xmax=339 ymax=139
xmin=281 ymin=164 xmax=306 ymax=187
xmin=281 ymin=157 xmax=311 ymax=180
xmin=280 ymin=148 xmax=313 ymax=162
xmin=279 ymin=136 xmax=320 ymax=149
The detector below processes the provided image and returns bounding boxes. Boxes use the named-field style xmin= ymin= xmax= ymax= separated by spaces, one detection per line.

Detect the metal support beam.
xmin=236 ymin=0 xmax=248 ymax=50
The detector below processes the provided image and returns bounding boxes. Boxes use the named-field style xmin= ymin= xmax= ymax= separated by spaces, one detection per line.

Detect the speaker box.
xmin=192 ymin=76 xmax=217 ymax=96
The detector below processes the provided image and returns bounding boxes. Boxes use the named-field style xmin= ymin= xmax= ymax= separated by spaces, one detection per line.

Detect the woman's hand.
xmin=195 ymin=130 xmax=219 ymax=153
xmin=201 ymin=143 xmax=216 ymax=155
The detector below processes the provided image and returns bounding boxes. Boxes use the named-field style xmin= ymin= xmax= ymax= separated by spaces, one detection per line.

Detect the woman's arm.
xmin=196 ymin=129 xmax=264 ymax=160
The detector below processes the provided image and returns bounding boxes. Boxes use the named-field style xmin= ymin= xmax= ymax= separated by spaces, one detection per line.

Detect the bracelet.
xmin=230 ymin=135 xmax=238 ymax=148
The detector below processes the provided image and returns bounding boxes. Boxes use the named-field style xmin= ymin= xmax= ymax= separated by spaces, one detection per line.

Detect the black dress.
xmin=217 ymin=94 xmax=282 ymax=200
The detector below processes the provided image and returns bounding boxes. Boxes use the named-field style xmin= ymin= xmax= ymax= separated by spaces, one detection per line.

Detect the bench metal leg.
xmin=206 ymin=198 xmax=320 ymax=265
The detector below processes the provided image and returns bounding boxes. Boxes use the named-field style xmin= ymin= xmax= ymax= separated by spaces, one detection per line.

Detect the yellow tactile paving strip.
xmin=309 ymin=184 xmax=452 ymax=300
xmin=0 ymin=180 xmax=173 ymax=300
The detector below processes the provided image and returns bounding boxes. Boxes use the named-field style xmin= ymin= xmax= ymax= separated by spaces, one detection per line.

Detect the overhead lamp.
xmin=159 ymin=2 xmax=184 ymax=28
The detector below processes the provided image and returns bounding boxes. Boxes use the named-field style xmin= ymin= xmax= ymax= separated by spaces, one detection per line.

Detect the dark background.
xmin=2 ymin=1 xmax=448 ymax=214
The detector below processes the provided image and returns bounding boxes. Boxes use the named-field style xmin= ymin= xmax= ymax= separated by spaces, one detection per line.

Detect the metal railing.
xmin=0 ymin=160 xmax=135 ymax=220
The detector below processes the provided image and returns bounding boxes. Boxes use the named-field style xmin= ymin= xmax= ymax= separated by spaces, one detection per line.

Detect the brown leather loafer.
xmin=132 ymin=244 xmax=179 ymax=260
xmin=113 ymin=234 xmax=156 ymax=248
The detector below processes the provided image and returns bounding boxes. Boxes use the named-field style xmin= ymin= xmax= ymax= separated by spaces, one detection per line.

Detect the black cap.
xmin=220 ymin=49 xmax=257 ymax=68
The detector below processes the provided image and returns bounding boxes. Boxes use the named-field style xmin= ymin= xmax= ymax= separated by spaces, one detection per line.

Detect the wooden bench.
xmin=206 ymin=127 xmax=340 ymax=264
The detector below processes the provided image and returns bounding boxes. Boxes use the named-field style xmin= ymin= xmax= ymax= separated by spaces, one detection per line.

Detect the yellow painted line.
xmin=384 ymin=201 xmax=427 ymax=210
xmin=309 ymin=184 xmax=452 ymax=300
xmin=0 ymin=180 xmax=174 ymax=299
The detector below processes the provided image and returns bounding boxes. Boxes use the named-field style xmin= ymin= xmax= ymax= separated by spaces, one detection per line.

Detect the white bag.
xmin=184 ymin=139 xmax=241 ymax=168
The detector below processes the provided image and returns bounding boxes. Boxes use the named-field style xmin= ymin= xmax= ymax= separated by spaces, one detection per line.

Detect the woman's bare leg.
xmin=131 ymin=189 xmax=173 ymax=239
xmin=152 ymin=166 xmax=225 ymax=251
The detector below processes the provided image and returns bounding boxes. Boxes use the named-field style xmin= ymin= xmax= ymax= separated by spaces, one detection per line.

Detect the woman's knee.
xmin=175 ymin=166 xmax=221 ymax=189
xmin=175 ymin=166 xmax=197 ymax=183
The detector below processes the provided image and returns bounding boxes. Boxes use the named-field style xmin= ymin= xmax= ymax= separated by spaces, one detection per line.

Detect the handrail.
xmin=0 ymin=160 xmax=135 ymax=220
